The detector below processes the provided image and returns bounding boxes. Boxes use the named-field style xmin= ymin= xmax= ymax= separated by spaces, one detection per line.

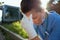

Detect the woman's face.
xmin=32 ymin=12 xmax=42 ymax=25
xmin=25 ymin=8 xmax=45 ymax=25
xmin=32 ymin=9 xmax=45 ymax=25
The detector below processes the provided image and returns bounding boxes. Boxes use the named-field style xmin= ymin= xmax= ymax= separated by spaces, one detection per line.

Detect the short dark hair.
xmin=21 ymin=0 xmax=34 ymax=14
xmin=21 ymin=0 xmax=41 ymax=14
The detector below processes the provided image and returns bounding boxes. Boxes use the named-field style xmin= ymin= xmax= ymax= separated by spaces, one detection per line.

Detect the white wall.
xmin=0 ymin=0 xmax=22 ymax=7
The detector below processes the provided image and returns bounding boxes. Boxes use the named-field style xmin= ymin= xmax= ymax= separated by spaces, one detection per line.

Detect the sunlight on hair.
xmin=41 ymin=0 xmax=50 ymax=9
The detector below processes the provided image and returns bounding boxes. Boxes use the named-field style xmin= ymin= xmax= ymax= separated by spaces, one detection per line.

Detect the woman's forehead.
xmin=32 ymin=7 xmax=42 ymax=12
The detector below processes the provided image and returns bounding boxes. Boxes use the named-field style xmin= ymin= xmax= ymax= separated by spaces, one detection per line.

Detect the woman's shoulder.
xmin=48 ymin=11 xmax=60 ymax=19
xmin=46 ymin=11 xmax=60 ymax=27
xmin=48 ymin=11 xmax=60 ymax=26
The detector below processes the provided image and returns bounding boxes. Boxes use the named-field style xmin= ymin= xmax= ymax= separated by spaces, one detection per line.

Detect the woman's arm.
xmin=21 ymin=14 xmax=40 ymax=40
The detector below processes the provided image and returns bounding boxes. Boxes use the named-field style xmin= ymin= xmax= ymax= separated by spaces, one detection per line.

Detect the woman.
xmin=21 ymin=0 xmax=60 ymax=40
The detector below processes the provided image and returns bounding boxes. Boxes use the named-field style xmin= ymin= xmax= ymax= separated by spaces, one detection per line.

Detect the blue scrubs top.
xmin=34 ymin=11 xmax=60 ymax=40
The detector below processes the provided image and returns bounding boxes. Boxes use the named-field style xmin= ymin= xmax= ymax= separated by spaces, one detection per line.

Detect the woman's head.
xmin=21 ymin=0 xmax=45 ymax=25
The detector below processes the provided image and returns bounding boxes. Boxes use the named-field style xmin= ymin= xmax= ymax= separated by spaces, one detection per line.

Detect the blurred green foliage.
xmin=2 ymin=21 xmax=28 ymax=39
